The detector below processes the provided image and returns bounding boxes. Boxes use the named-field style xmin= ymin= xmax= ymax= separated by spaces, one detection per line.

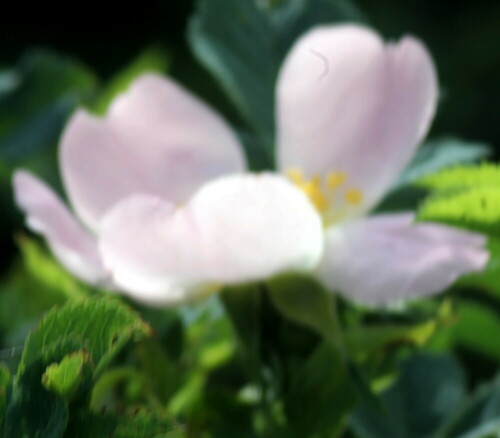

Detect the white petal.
xmin=277 ymin=25 xmax=437 ymax=217
xmin=61 ymin=74 xmax=245 ymax=231
xmin=99 ymin=174 xmax=323 ymax=304
xmin=13 ymin=170 xmax=108 ymax=284
xmin=317 ymin=213 xmax=488 ymax=305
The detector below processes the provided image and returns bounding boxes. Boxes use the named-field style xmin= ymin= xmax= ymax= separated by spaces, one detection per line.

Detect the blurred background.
xmin=2 ymin=0 xmax=499 ymax=144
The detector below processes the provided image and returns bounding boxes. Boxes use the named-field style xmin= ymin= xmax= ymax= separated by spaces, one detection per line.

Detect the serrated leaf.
xmin=64 ymin=409 xmax=176 ymax=438
xmin=20 ymin=297 xmax=152 ymax=376
xmin=350 ymin=353 xmax=466 ymax=438
xmin=417 ymin=163 xmax=500 ymax=192
xmin=189 ymin=0 xmax=363 ymax=168
xmin=42 ymin=351 xmax=92 ymax=401
xmin=417 ymin=185 xmax=500 ymax=237
xmin=91 ymin=47 xmax=169 ymax=115
xmin=5 ymin=358 xmax=68 ymax=438
xmin=5 ymin=298 xmax=153 ymax=438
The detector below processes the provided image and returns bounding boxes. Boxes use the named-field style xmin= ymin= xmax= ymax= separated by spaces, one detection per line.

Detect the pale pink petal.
xmin=277 ymin=25 xmax=437 ymax=218
xmin=317 ymin=213 xmax=488 ymax=305
xmin=13 ymin=170 xmax=108 ymax=285
xmin=99 ymin=174 xmax=323 ymax=305
xmin=61 ymin=74 xmax=245 ymax=231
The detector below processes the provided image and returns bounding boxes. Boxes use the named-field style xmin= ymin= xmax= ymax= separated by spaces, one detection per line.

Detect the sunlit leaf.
xmin=20 ymin=298 xmax=151 ymax=376
xmin=42 ymin=351 xmax=92 ymax=401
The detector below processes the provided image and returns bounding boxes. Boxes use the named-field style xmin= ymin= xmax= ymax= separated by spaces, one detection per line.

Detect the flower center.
xmin=286 ymin=168 xmax=363 ymax=223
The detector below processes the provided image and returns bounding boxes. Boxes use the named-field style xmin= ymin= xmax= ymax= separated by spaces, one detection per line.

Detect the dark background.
xmin=1 ymin=0 xmax=498 ymax=149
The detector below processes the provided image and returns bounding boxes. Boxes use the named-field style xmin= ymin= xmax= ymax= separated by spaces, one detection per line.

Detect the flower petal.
xmin=99 ymin=174 xmax=324 ymax=305
xmin=61 ymin=73 xmax=245 ymax=231
xmin=13 ymin=170 xmax=108 ymax=285
xmin=317 ymin=213 xmax=488 ymax=305
xmin=277 ymin=25 xmax=437 ymax=218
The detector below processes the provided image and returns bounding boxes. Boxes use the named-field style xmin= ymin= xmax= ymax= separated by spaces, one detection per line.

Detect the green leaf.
xmin=64 ymin=409 xmax=177 ymax=438
xmin=20 ymin=297 xmax=151 ymax=376
xmin=267 ymin=273 xmax=339 ymax=345
xmin=350 ymin=353 xmax=466 ymax=438
xmin=5 ymin=358 xmax=69 ymax=438
xmin=284 ymin=342 xmax=356 ymax=437
xmin=18 ymin=236 xmax=91 ymax=301
xmin=42 ymin=351 xmax=92 ymax=401
xmin=91 ymin=47 xmax=169 ymax=115
xmin=438 ymin=379 xmax=500 ymax=438
xmin=5 ymin=298 xmax=153 ymax=438
xmin=0 ymin=50 xmax=97 ymax=183
xmin=415 ymin=163 xmax=500 ymax=236
xmin=344 ymin=320 xmax=438 ymax=361
xmin=189 ymin=0 xmax=363 ymax=168
xmin=418 ymin=185 xmax=500 ymax=237
xmin=458 ymin=237 xmax=500 ymax=298
xmin=417 ymin=163 xmax=500 ymax=192
xmin=396 ymin=138 xmax=490 ymax=188
xmin=0 ymin=363 xmax=10 ymax=429
xmin=221 ymin=283 xmax=263 ymax=362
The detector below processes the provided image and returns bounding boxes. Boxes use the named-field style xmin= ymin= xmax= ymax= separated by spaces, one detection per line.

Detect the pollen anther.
xmin=285 ymin=167 xmax=363 ymax=221
xmin=344 ymin=189 xmax=363 ymax=205
xmin=326 ymin=172 xmax=347 ymax=188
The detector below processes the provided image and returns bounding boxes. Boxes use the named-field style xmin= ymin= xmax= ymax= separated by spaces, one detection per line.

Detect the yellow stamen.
xmin=303 ymin=180 xmax=328 ymax=211
xmin=344 ymin=189 xmax=363 ymax=205
xmin=326 ymin=171 xmax=347 ymax=189
xmin=285 ymin=167 xmax=364 ymax=221
xmin=285 ymin=168 xmax=305 ymax=185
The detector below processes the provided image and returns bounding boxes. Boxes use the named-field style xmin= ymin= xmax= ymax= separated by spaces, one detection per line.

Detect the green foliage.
xmin=268 ymin=273 xmax=339 ymax=345
xmin=419 ymin=185 xmax=500 ymax=237
xmin=42 ymin=352 xmax=92 ymax=401
xmin=0 ymin=364 xmax=10 ymax=430
xmin=417 ymin=163 xmax=500 ymax=238
xmin=284 ymin=342 xmax=356 ymax=437
xmin=418 ymin=163 xmax=500 ymax=192
xmin=440 ymin=379 xmax=500 ymax=438
xmin=189 ymin=0 xmax=363 ymax=168
xmin=351 ymin=353 xmax=500 ymax=438
xmin=2 ymin=297 xmax=179 ymax=438
xmin=0 ymin=50 xmax=97 ymax=186
xmin=351 ymin=353 xmax=467 ymax=438
xmin=64 ymin=410 xmax=176 ymax=438
xmin=379 ymin=138 xmax=490 ymax=213
xmin=19 ymin=297 xmax=151 ymax=376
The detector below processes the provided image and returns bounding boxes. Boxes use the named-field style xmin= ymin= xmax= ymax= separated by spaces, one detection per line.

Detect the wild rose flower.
xmin=14 ymin=25 xmax=488 ymax=306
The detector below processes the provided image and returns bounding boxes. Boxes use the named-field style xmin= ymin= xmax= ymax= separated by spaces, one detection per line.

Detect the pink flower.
xmin=14 ymin=25 xmax=488 ymax=306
